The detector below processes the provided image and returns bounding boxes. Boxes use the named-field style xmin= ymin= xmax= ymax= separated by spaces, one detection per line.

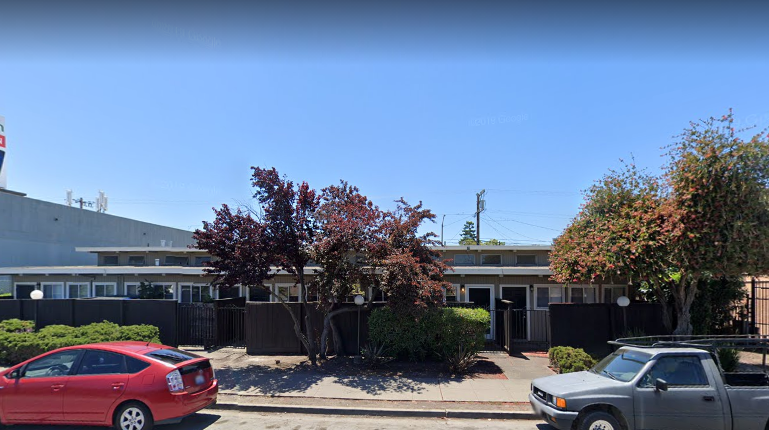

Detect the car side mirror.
xmin=655 ymin=378 xmax=668 ymax=392
xmin=7 ymin=369 xmax=20 ymax=379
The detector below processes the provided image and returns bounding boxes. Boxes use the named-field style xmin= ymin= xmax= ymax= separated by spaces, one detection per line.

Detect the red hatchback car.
xmin=0 ymin=342 xmax=218 ymax=430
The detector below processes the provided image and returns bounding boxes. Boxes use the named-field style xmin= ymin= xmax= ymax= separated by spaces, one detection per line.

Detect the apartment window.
xmin=453 ymin=254 xmax=475 ymax=266
xmin=536 ymin=286 xmax=563 ymax=308
xmin=41 ymin=283 xmax=65 ymax=299
xmin=194 ymin=256 xmax=211 ymax=266
xmin=94 ymin=282 xmax=118 ymax=297
xmin=443 ymin=285 xmax=458 ymax=302
xmin=67 ymin=283 xmax=91 ymax=299
xmin=127 ymin=256 xmax=146 ymax=266
xmin=0 ymin=275 xmax=12 ymax=296
xmin=249 ymin=286 xmax=271 ymax=302
xmin=179 ymin=284 xmax=212 ymax=303
xmin=481 ymin=254 xmax=502 ymax=265
xmin=164 ymin=256 xmax=188 ymax=266
xmin=516 ymin=254 xmax=537 ymax=266
xmin=604 ymin=286 xmax=627 ymax=304
xmin=275 ymin=284 xmax=299 ymax=302
xmin=14 ymin=283 xmax=36 ymax=299
xmin=569 ymin=286 xmax=597 ymax=304
xmin=103 ymin=255 xmax=119 ymax=266
xmin=125 ymin=283 xmax=140 ymax=298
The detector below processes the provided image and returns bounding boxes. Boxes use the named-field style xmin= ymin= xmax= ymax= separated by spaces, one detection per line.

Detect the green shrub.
xmin=0 ymin=319 xmax=35 ymax=333
xmin=0 ymin=320 xmax=162 ymax=365
xmin=718 ymin=348 xmax=740 ymax=372
xmin=368 ymin=307 xmax=490 ymax=362
xmin=548 ymin=346 xmax=597 ymax=374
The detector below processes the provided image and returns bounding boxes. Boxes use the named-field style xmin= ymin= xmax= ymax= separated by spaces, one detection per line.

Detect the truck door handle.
xmin=703 ymin=396 xmax=715 ymax=402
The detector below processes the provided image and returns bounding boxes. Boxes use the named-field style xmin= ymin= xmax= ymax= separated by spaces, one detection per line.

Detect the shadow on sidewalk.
xmin=216 ymin=364 xmax=326 ymax=395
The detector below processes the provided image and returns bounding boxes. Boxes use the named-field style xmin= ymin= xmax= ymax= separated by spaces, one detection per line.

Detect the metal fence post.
xmin=751 ymin=278 xmax=757 ymax=334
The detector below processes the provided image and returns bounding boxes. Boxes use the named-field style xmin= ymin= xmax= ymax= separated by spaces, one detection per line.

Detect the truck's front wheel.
xmin=580 ymin=411 xmax=622 ymax=430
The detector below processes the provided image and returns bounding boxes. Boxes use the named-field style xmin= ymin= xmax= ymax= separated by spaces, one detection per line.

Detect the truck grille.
xmin=533 ymin=385 xmax=548 ymax=401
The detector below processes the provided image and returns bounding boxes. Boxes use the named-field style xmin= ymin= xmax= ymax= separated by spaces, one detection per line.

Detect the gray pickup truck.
xmin=529 ymin=340 xmax=769 ymax=430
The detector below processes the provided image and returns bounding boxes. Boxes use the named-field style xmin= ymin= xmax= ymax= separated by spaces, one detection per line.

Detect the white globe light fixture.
xmin=617 ymin=296 xmax=630 ymax=339
xmin=354 ymin=294 xmax=365 ymax=306
xmin=616 ymin=296 xmax=630 ymax=307
xmin=30 ymin=290 xmax=44 ymax=300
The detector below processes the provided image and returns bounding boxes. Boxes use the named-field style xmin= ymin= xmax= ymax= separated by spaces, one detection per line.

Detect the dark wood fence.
xmin=0 ymin=299 xmax=178 ymax=346
xmin=549 ymin=303 xmax=669 ymax=355
xmin=245 ymin=302 xmax=375 ymax=355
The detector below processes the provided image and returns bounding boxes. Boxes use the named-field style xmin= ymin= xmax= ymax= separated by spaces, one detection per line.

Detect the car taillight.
xmin=166 ymin=369 xmax=184 ymax=393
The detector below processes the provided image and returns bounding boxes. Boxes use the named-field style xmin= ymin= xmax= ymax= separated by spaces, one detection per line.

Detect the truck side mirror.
xmin=655 ymin=378 xmax=668 ymax=392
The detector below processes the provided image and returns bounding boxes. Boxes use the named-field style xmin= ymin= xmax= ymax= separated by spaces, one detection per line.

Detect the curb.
xmin=209 ymin=401 xmax=539 ymax=420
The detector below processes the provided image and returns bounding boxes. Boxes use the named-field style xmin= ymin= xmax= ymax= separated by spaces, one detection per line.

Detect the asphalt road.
xmin=8 ymin=410 xmax=556 ymax=430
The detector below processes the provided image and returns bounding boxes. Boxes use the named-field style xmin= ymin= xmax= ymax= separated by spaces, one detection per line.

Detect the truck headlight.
xmin=554 ymin=397 xmax=567 ymax=409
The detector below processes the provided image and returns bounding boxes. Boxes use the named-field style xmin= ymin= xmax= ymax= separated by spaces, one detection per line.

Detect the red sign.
xmin=0 ymin=135 xmax=5 ymax=149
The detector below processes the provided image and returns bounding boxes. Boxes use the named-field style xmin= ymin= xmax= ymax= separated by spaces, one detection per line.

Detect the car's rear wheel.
xmin=580 ymin=411 xmax=622 ymax=430
xmin=114 ymin=402 xmax=154 ymax=430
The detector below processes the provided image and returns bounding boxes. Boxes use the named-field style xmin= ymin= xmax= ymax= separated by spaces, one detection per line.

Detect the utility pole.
xmin=441 ymin=214 xmax=446 ymax=246
xmin=476 ymin=189 xmax=486 ymax=245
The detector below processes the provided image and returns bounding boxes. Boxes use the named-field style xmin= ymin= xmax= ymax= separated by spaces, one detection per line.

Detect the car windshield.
xmin=143 ymin=348 xmax=201 ymax=365
xmin=591 ymin=350 xmax=652 ymax=382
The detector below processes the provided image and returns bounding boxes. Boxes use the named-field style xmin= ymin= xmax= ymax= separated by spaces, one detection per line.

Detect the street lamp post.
xmin=617 ymin=296 xmax=630 ymax=337
xmin=30 ymin=289 xmax=44 ymax=331
xmin=354 ymin=294 xmax=365 ymax=364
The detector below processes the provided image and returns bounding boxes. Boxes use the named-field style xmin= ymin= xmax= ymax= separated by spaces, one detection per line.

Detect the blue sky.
xmin=2 ymin=1 xmax=768 ymax=244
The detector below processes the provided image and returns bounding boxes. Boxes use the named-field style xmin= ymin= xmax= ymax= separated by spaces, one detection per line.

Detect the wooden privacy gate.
xmin=177 ymin=301 xmax=246 ymax=348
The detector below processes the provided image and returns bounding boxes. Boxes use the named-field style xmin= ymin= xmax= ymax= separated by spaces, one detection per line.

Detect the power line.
xmin=482 ymin=214 xmax=550 ymax=243
xmin=490 ymin=218 xmax=564 ymax=232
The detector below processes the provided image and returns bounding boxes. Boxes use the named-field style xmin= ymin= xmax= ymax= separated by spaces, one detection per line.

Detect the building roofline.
xmin=75 ymin=247 xmax=207 ymax=253
xmin=434 ymin=245 xmax=552 ymax=251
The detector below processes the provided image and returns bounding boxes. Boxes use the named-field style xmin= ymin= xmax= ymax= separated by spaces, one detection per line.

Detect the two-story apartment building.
xmin=0 ymin=245 xmax=629 ymax=305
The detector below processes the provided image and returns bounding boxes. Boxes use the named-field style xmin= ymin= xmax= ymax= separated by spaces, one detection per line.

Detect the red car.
xmin=0 ymin=342 xmax=218 ymax=430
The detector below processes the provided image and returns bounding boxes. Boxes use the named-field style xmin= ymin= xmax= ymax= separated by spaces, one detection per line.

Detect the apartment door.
xmin=466 ymin=285 xmax=494 ymax=340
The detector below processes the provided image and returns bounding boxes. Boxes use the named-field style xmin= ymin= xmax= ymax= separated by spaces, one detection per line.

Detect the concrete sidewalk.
xmin=187 ymin=347 xmax=553 ymax=418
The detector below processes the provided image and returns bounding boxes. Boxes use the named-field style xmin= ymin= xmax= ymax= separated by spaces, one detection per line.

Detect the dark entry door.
xmin=467 ymin=287 xmax=493 ymax=339
xmin=502 ymin=287 xmax=527 ymax=309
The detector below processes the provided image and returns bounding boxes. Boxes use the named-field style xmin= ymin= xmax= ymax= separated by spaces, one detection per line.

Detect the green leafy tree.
xmin=551 ymin=111 xmax=769 ymax=335
xmin=459 ymin=221 xmax=477 ymax=245
xmin=458 ymin=221 xmax=505 ymax=245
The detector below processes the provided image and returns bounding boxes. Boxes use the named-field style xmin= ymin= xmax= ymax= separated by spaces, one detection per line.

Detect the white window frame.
xmin=125 ymin=282 xmax=141 ymax=298
xmin=480 ymin=254 xmax=502 ymax=266
xmin=516 ymin=254 xmax=538 ymax=266
xmin=603 ymin=285 xmax=628 ymax=304
xmin=568 ymin=285 xmax=598 ymax=304
xmin=178 ymin=283 xmax=214 ymax=303
xmin=535 ymin=285 xmax=564 ymax=309
xmin=453 ymin=254 xmax=475 ymax=266
xmin=150 ymin=283 xmax=176 ymax=300
xmin=273 ymin=283 xmax=299 ymax=303
xmin=40 ymin=282 xmax=65 ymax=299
xmin=13 ymin=283 xmax=37 ymax=299
xmin=66 ymin=282 xmax=91 ymax=299
xmin=93 ymin=282 xmax=118 ymax=297
xmin=442 ymin=284 xmax=458 ymax=303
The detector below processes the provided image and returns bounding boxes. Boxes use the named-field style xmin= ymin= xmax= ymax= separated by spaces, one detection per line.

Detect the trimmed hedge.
xmin=0 ymin=319 xmax=161 ymax=365
xmin=548 ymin=346 xmax=597 ymax=374
xmin=368 ymin=307 xmax=490 ymax=361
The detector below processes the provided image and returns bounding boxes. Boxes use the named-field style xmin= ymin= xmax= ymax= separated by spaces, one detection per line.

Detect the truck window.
xmin=639 ymin=356 xmax=709 ymax=388
xmin=592 ymin=350 xmax=651 ymax=382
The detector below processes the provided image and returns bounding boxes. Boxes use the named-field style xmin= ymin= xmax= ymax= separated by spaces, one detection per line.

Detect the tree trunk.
xmin=651 ymin=279 xmax=673 ymax=333
xmin=330 ymin=319 xmax=344 ymax=356
xmin=672 ymin=276 xmax=699 ymax=336
xmin=319 ymin=306 xmax=358 ymax=358
xmin=299 ymin=271 xmax=318 ymax=365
